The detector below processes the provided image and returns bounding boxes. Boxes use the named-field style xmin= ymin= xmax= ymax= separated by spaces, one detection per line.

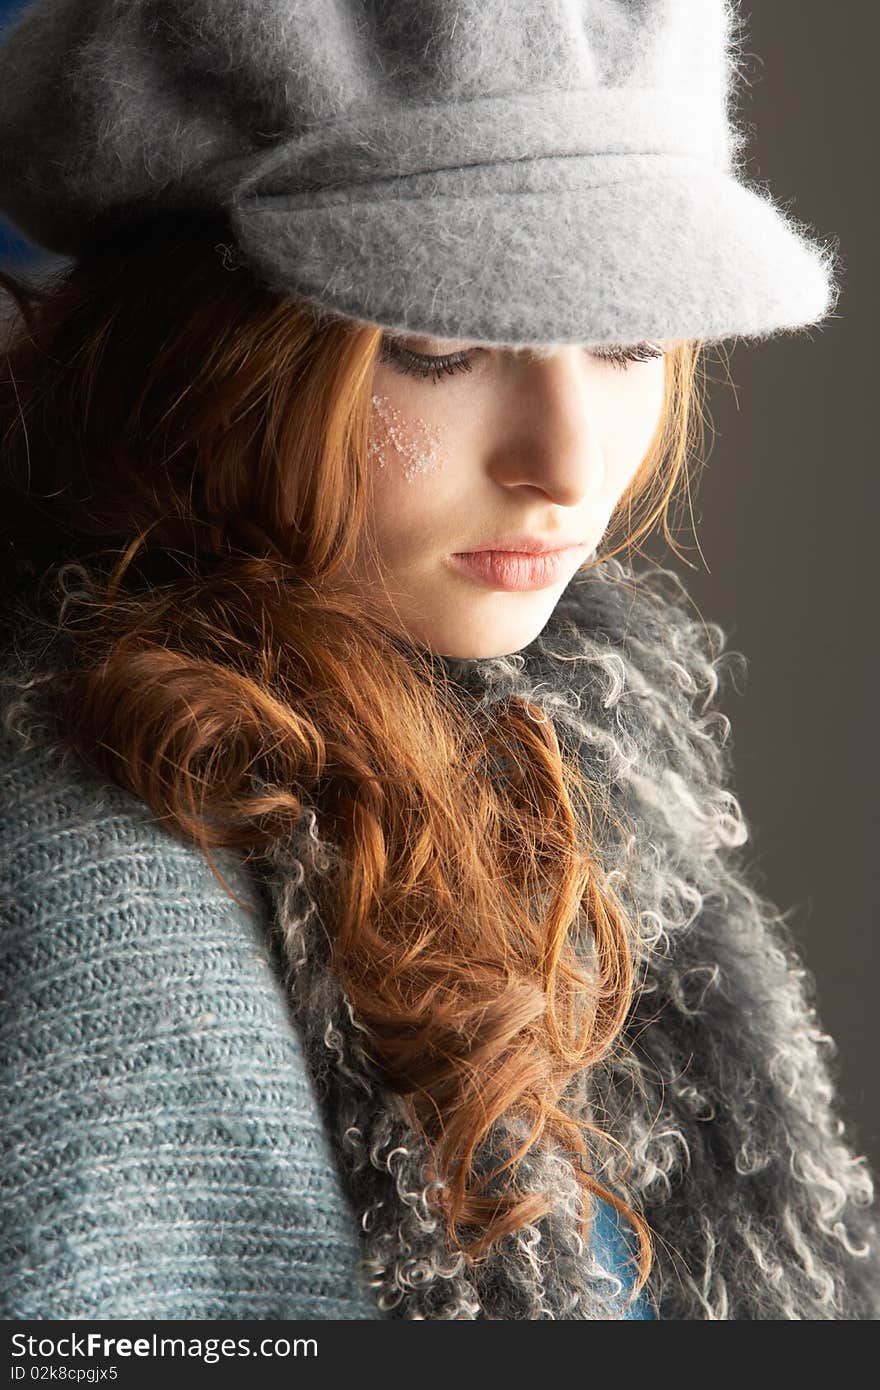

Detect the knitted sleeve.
xmin=0 ymin=725 xmax=382 ymax=1320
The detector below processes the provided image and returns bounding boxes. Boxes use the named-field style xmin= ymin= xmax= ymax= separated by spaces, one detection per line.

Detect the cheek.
xmin=605 ymin=368 xmax=667 ymax=487
xmin=368 ymin=392 xmax=451 ymax=483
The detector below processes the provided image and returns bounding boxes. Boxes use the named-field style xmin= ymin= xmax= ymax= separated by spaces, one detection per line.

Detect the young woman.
xmin=0 ymin=0 xmax=878 ymax=1320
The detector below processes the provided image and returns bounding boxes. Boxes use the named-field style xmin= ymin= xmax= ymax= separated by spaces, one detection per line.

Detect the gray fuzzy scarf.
xmin=252 ymin=556 xmax=880 ymax=1320
xmin=2 ymin=549 xmax=878 ymax=1318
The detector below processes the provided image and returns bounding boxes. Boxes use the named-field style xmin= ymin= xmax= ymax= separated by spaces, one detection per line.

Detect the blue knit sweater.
xmin=0 ymin=719 xmax=653 ymax=1320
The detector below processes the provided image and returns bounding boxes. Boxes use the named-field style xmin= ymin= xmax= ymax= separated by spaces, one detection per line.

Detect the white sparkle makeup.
xmin=368 ymin=393 xmax=447 ymax=482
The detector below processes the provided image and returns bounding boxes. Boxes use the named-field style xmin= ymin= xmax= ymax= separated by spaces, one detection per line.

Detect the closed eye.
xmin=378 ymin=336 xmax=665 ymax=384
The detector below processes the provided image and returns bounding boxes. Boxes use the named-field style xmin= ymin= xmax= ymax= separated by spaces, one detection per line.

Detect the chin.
xmin=428 ymin=611 xmax=556 ymax=661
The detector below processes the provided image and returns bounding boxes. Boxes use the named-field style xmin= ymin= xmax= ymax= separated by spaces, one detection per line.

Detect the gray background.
xmin=644 ymin=3 xmax=879 ymax=1171
xmin=1 ymin=2 xmax=876 ymax=1169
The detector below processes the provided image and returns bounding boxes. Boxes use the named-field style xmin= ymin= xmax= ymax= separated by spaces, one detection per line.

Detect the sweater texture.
xmin=0 ymin=551 xmax=877 ymax=1319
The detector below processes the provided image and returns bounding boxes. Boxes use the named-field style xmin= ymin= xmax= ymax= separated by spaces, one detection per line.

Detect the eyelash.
xmin=378 ymin=338 xmax=665 ymax=384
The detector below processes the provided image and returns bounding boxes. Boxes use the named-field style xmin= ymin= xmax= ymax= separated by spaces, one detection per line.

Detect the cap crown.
xmin=0 ymin=0 xmax=745 ymax=253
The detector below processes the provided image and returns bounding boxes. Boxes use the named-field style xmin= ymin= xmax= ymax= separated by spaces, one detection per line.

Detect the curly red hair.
xmin=0 ymin=215 xmax=707 ymax=1300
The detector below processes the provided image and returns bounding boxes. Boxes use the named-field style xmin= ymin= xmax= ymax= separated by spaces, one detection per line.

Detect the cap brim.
xmin=227 ymin=154 xmax=839 ymax=348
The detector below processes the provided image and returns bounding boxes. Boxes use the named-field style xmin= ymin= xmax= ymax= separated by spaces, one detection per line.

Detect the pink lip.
xmin=446 ymin=545 xmax=588 ymax=592
xmin=461 ymin=535 xmax=587 ymax=556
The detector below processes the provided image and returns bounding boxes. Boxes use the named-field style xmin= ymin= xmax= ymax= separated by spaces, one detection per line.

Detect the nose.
xmin=487 ymin=347 xmax=606 ymax=506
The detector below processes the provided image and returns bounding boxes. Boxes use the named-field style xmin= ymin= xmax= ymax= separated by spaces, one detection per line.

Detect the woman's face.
xmin=347 ymin=329 xmax=671 ymax=659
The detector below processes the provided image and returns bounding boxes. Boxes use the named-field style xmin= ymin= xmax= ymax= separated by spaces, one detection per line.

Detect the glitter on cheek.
xmin=367 ymin=393 xmax=448 ymax=482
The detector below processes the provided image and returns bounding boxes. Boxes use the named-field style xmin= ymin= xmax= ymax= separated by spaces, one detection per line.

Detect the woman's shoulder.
xmin=0 ymin=709 xmax=263 ymax=947
xmin=0 ymin=716 xmax=382 ymax=1320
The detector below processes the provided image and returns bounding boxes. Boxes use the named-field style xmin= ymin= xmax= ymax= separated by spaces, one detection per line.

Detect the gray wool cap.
xmin=0 ymin=0 xmax=841 ymax=349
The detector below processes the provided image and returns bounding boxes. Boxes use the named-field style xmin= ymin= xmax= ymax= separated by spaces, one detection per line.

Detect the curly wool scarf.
xmin=2 ymin=550 xmax=878 ymax=1318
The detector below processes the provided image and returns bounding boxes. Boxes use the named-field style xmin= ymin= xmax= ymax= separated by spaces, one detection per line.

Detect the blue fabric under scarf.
xmin=592 ymin=1197 xmax=658 ymax=1319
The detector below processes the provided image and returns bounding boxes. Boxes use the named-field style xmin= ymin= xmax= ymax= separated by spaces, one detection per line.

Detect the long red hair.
xmin=0 ymin=213 xmax=707 ymax=1300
